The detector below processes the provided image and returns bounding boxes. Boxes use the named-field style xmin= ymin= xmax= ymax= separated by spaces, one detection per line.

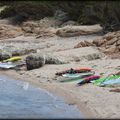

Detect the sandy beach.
xmin=0 ymin=34 xmax=120 ymax=118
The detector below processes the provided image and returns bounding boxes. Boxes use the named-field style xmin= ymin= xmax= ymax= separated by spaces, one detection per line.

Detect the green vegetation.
xmin=0 ymin=0 xmax=120 ymax=31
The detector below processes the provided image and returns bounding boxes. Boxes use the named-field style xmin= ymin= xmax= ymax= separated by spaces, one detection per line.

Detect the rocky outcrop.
xmin=26 ymin=53 xmax=65 ymax=70
xmin=26 ymin=54 xmax=45 ymax=70
xmin=0 ymin=52 xmax=11 ymax=61
xmin=61 ymin=20 xmax=79 ymax=27
xmin=21 ymin=20 xmax=57 ymax=37
xmin=12 ymin=49 xmax=37 ymax=56
xmin=74 ymin=30 xmax=120 ymax=57
xmin=56 ymin=24 xmax=103 ymax=37
xmin=0 ymin=24 xmax=23 ymax=40
xmin=74 ymin=41 xmax=95 ymax=48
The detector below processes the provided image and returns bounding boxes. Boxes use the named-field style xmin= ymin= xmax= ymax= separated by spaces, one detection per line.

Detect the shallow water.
xmin=0 ymin=75 xmax=83 ymax=118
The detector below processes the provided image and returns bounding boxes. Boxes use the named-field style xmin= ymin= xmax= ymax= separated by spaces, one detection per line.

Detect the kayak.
xmin=60 ymin=72 xmax=94 ymax=83
xmin=3 ymin=56 xmax=22 ymax=62
xmin=62 ymin=74 xmax=81 ymax=78
xmin=84 ymin=75 xmax=100 ymax=81
xmin=60 ymin=78 xmax=83 ymax=83
xmin=91 ymin=75 xmax=120 ymax=86
xmin=77 ymin=75 xmax=100 ymax=86
xmin=0 ymin=62 xmax=16 ymax=69
xmin=100 ymin=78 xmax=120 ymax=87
xmin=56 ymin=67 xmax=92 ymax=76
xmin=62 ymin=72 xmax=94 ymax=77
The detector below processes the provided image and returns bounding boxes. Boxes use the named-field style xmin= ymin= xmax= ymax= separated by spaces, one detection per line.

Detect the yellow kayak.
xmin=3 ymin=56 xmax=22 ymax=62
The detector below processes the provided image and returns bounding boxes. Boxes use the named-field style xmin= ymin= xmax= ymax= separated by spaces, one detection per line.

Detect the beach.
xmin=1 ymin=34 xmax=120 ymax=118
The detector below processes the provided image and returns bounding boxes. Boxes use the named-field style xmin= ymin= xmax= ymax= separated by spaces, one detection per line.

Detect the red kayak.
xmin=56 ymin=68 xmax=92 ymax=76
xmin=77 ymin=75 xmax=100 ymax=86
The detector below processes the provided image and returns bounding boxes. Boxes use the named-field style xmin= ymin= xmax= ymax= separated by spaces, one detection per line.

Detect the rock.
xmin=22 ymin=26 xmax=33 ymax=33
xmin=26 ymin=54 xmax=45 ymax=70
xmin=116 ymin=39 xmax=120 ymax=46
xmin=26 ymin=53 xmax=65 ymax=70
xmin=74 ymin=42 xmax=83 ymax=48
xmin=39 ymin=17 xmax=62 ymax=28
xmin=61 ymin=20 xmax=79 ymax=27
xmin=45 ymin=54 xmax=65 ymax=64
xmin=117 ymin=45 xmax=120 ymax=51
xmin=0 ymin=24 xmax=23 ymax=40
xmin=83 ymin=53 xmax=103 ymax=61
xmin=73 ymin=30 xmax=120 ymax=57
xmin=21 ymin=20 xmax=57 ymax=37
xmin=12 ymin=49 xmax=37 ymax=56
xmin=74 ymin=41 xmax=94 ymax=48
xmin=56 ymin=24 xmax=103 ymax=37
xmin=93 ymin=39 xmax=107 ymax=47
xmin=106 ymin=37 xmax=118 ymax=45
xmin=103 ymin=46 xmax=118 ymax=54
xmin=103 ymin=34 xmax=115 ymax=40
xmin=74 ymin=41 xmax=95 ymax=48
xmin=0 ymin=52 xmax=11 ymax=61
xmin=84 ymin=41 xmax=95 ymax=46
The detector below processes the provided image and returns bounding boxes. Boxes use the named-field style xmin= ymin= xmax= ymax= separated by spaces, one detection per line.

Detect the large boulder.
xmin=56 ymin=24 xmax=103 ymax=37
xmin=26 ymin=54 xmax=45 ymax=70
xmin=26 ymin=53 xmax=65 ymax=70
xmin=45 ymin=54 xmax=65 ymax=64
xmin=21 ymin=20 xmax=57 ymax=37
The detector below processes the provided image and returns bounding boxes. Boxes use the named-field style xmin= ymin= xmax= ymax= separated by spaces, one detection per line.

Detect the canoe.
xmin=56 ymin=67 xmax=92 ymax=76
xmin=60 ymin=72 xmax=94 ymax=82
xmin=0 ymin=62 xmax=16 ymax=69
xmin=77 ymin=75 xmax=100 ymax=86
xmin=100 ymin=78 xmax=120 ymax=87
xmin=62 ymin=73 xmax=82 ymax=78
xmin=91 ymin=75 xmax=120 ymax=86
xmin=3 ymin=56 xmax=22 ymax=62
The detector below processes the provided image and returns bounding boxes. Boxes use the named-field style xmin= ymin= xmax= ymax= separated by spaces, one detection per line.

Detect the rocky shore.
xmin=0 ymin=19 xmax=120 ymax=118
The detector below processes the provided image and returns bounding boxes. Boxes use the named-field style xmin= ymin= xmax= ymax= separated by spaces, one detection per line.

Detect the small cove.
xmin=0 ymin=75 xmax=84 ymax=119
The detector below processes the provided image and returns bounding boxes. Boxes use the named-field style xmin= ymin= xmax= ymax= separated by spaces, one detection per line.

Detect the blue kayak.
xmin=100 ymin=78 xmax=120 ymax=86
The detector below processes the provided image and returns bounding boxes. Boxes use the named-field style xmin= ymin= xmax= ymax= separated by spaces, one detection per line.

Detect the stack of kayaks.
xmin=60 ymin=72 xmax=94 ymax=83
xmin=56 ymin=67 xmax=100 ymax=84
xmin=0 ymin=56 xmax=23 ymax=69
xmin=56 ymin=67 xmax=120 ymax=87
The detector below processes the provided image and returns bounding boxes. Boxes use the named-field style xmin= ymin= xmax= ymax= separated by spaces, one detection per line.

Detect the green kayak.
xmin=60 ymin=72 xmax=94 ymax=83
xmin=91 ymin=75 xmax=120 ymax=86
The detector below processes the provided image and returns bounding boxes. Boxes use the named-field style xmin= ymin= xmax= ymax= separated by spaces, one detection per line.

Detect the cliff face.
xmin=0 ymin=1 xmax=120 ymax=32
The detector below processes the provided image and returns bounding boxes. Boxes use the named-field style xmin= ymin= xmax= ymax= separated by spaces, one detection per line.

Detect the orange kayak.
xmin=56 ymin=68 xmax=92 ymax=76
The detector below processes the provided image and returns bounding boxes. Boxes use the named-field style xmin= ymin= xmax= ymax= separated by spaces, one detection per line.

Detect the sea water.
xmin=0 ymin=75 xmax=83 ymax=118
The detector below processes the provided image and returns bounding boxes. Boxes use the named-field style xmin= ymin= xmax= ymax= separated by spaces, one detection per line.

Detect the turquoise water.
xmin=0 ymin=76 xmax=83 ymax=119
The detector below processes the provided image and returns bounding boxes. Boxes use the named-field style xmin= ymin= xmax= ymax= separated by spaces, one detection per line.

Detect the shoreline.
xmin=0 ymin=34 xmax=120 ymax=118
xmin=0 ymin=70 xmax=94 ymax=118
